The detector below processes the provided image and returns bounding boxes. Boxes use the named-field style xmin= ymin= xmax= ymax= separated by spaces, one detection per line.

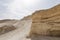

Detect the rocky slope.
xmin=0 ymin=14 xmax=32 ymax=35
xmin=0 ymin=25 xmax=16 ymax=35
xmin=29 ymin=4 xmax=60 ymax=37
xmin=0 ymin=17 xmax=32 ymax=40
xmin=0 ymin=19 xmax=32 ymax=40
xmin=0 ymin=19 xmax=18 ymax=35
xmin=21 ymin=15 xmax=32 ymax=20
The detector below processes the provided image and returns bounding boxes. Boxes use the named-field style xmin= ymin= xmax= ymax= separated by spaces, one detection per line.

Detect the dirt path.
xmin=0 ymin=19 xmax=32 ymax=40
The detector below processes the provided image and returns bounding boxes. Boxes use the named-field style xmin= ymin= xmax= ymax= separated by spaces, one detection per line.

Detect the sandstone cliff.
xmin=21 ymin=15 xmax=32 ymax=20
xmin=29 ymin=4 xmax=60 ymax=37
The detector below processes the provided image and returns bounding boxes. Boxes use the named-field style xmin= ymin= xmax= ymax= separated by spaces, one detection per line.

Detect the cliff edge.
xmin=29 ymin=4 xmax=60 ymax=37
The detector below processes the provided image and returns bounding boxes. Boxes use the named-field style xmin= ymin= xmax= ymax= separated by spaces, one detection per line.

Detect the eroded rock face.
xmin=21 ymin=15 xmax=32 ymax=20
xmin=29 ymin=4 xmax=60 ymax=37
xmin=0 ymin=25 xmax=16 ymax=35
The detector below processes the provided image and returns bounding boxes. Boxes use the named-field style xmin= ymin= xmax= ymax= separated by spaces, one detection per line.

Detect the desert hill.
xmin=29 ymin=4 xmax=60 ymax=37
xmin=0 ymin=17 xmax=32 ymax=40
xmin=0 ymin=19 xmax=19 ymax=35
xmin=0 ymin=4 xmax=60 ymax=40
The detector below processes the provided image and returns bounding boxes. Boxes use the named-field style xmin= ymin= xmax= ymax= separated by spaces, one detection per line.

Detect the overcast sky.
xmin=0 ymin=0 xmax=60 ymax=19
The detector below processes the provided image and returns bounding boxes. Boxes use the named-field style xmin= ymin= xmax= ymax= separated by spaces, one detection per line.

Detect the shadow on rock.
xmin=0 ymin=25 xmax=16 ymax=35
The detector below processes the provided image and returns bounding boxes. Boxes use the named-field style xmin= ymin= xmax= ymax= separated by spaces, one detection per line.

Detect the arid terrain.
xmin=29 ymin=4 xmax=60 ymax=40
xmin=0 ymin=18 xmax=32 ymax=40
xmin=0 ymin=4 xmax=60 ymax=40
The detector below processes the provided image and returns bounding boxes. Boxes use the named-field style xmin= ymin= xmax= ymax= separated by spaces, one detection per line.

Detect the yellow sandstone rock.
xmin=29 ymin=4 xmax=60 ymax=37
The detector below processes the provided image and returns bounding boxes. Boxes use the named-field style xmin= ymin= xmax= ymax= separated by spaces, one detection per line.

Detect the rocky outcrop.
xmin=0 ymin=25 xmax=16 ymax=35
xmin=29 ymin=4 xmax=60 ymax=37
xmin=21 ymin=15 xmax=32 ymax=20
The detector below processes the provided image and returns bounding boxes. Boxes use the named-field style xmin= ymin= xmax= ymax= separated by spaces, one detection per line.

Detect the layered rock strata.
xmin=30 ymin=4 xmax=60 ymax=37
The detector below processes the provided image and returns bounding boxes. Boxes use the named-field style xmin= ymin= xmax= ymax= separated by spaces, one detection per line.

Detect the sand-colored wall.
xmin=30 ymin=4 xmax=60 ymax=37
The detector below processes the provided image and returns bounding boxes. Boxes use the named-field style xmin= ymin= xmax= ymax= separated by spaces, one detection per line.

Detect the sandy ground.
xmin=0 ymin=19 xmax=32 ymax=40
xmin=0 ymin=19 xmax=60 ymax=40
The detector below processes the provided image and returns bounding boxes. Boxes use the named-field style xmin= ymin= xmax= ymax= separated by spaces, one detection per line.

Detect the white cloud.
xmin=0 ymin=0 xmax=60 ymax=19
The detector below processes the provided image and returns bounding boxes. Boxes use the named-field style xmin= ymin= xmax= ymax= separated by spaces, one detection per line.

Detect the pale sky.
xmin=0 ymin=0 xmax=60 ymax=19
